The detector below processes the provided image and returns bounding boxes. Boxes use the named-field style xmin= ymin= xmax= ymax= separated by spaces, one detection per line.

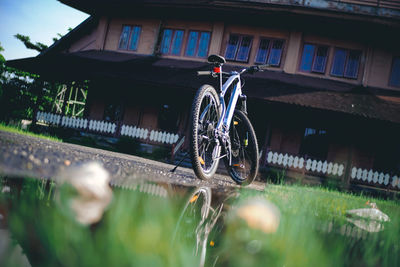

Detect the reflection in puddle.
xmin=345 ymin=203 xmax=390 ymax=233
xmin=0 ymin=174 xmax=398 ymax=267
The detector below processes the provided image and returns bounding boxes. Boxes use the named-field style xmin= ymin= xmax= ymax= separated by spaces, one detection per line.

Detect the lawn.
xmin=0 ymin=177 xmax=399 ymax=267
xmin=219 ymin=185 xmax=400 ymax=266
xmin=0 ymin=122 xmax=62 ymax=142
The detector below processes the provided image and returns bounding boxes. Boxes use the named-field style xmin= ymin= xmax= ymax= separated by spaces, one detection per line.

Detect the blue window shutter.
xmin=344 ymin=51 xmax=360 ymax=78
xmin=171 ymin=30 xmax=184 ymax=55
xmin=312 ymin=46 xmax=328 ymax=73
xmin=129 ymin=26 xmax=141 ymax=51
xmin=185 ymin=31 xmax=198 ymax=57
xmin=331 ymin=48 xmax=346 ymax=76
xmin=225 ymin=35 xmax=239 ymax=60
xmin=268 ymin=40 xmax=283 ymax=66
xmin=118 ymin=26 xmax=131 ymax=50
xmin=160 ymin=29 xmax=172 ymax=54
xmin=390 ymin=57 xmax=400 ymax=87
xmin=300 ymin=44 xmax=315 ymax=72
xmin=236 ymin=36 xmax=252 ymax=62
xmin=197 ymin=32 xmax=210 ymax=58
xmin=255 ymin=39 xmax=270 ymax=64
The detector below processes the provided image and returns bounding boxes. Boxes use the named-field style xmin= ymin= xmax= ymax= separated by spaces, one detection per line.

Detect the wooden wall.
xmin=65 ymin=15 xmax=400 ymax=93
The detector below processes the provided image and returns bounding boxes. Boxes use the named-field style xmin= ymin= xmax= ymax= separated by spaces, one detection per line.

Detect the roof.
xmin=58 ymin=0 xmax=400 ymax=22
xmin=7 ymin=49 xmax=400 ymax=124
xmin=40 ymin=16 xmax=97 ymax=56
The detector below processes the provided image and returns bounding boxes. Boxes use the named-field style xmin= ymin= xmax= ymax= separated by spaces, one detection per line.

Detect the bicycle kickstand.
xmin=170 ymin=152 xmax=189 ymax=172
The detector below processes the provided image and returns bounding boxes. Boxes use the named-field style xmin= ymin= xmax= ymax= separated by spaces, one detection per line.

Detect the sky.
xmin=0 ymin=0 xmax=89 ymax=60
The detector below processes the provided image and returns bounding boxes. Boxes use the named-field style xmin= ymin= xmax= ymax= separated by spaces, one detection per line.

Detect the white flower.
xmin=56 ymin=162 xmax=112 ymax=225
xmin=235 ymin=198 xmax=280 ymax=234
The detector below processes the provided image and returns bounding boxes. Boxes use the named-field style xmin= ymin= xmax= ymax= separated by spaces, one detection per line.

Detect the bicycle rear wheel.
xmin=190 ymin=85 xmax=222 ymax=180
xmin=225 ymin=109 xmax=259 ymax=185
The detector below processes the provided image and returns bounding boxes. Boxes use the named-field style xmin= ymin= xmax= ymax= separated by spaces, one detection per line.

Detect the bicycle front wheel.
xmin=225 ymin=109 xmax=259 ymax=185
xmin=189 ymin=84 xmax=222 ymax=180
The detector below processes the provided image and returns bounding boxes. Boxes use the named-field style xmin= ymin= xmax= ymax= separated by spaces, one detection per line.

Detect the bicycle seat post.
xmin=214 ymin=64 xmax=223 ymax=92
xmin=207 ymin=54 xmax=226 ymax=92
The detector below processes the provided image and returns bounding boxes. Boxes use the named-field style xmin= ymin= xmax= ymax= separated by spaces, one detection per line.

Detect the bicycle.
xmin=190 ymin=54 xmax=268 ymax=185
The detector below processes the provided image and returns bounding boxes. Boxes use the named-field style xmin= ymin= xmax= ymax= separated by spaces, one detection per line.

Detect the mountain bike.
xmin=190 ymin=54 xmax=268 ymax=185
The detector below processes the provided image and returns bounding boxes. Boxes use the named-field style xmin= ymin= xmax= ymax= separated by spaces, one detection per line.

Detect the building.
xmin=7 ymin=0 xmax=400 ymax=191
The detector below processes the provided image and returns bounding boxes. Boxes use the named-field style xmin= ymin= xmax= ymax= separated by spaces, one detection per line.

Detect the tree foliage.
xmin=14 ymin=34 xmax=49 ymax=53
xmin=0 ymin=31 xmax=68 ymax=123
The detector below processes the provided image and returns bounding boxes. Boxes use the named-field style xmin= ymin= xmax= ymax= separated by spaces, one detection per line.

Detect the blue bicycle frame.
xmin=216 ymin=71 xmax=243 ymax=132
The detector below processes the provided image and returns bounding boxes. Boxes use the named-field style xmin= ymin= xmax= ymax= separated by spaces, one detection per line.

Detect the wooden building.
xmin=7 ymin=0 xmax=400 ymax=190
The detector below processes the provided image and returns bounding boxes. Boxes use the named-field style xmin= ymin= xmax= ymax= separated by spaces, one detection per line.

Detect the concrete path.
xmin=0 ymin=130 xmax=265 ymax=191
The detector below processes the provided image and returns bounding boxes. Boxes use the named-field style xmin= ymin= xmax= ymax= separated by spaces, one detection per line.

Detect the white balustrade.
xmin=351 ymin=166 xmax=400 ymax=189
xmin=59 ymin=116 xmax=88 ymax=129
xmin=86 ymin=119 xmax=116 ymax=134
xmin=120 ymin=124 xmax=179 ymax=145
xmin=266 ymin=151 xmax=345 ymax=177
xmin=36 ymin=111 xmax=61 ymax=125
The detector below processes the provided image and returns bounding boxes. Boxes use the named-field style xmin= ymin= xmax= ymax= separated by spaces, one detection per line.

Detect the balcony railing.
xmin=36 ymin=111 xmax=180 ymax=146
xmin=351 ymin=166 xmax=400 ymax=190
xmin=265 ymin=150 xmax=400 ymax=191
xmin=266 ymin=150 xmax=346 ymax=178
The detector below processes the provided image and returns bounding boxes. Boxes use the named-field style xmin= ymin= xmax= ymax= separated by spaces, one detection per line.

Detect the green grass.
xmin=217 ymin=184 xmax=400 ymax=266
xmin=0 ymin=122 xmax=62 ymax=142
xmin=1 ymin=178 xmax=399 ymax=266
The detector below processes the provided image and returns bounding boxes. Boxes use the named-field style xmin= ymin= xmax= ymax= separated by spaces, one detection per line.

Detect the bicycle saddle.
xmin=208 ymin=54 xmax=226 ymax=65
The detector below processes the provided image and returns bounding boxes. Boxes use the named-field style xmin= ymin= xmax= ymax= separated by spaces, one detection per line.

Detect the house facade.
xmin=7 ymin=0 xmax=400 ymax=191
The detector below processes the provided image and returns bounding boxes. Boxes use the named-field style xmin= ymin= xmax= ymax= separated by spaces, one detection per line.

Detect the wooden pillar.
xmin=114 ymin=101 xmax=125 ymax=137
xmin=83 ymin=84 xmax=91 ymax=118
xmin=153 ymin=20 xmax=165 ymax=56
xmin=32 ymin=79 xmax=45 ymax=126
xmin=344 ymin=144 xmax=354 ymax=188
xmin=260 ymin=121 xmax=272 ymax=167
xmin=62 ymin=82 xmax=73 ymax=116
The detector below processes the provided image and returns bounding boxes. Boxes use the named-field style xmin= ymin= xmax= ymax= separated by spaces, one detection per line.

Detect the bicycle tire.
xmin=189 ymin=84 xmax=222 ymax=180
xmin=225 ymin=109 xmax=259 ymax=185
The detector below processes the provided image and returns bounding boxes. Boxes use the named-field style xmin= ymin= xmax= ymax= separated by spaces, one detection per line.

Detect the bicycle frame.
xmin=216 ymin=70 xmax=245 ymax=133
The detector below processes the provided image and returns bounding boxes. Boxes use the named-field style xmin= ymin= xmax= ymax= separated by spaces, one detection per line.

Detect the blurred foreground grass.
xmin=0 ymin=178 xmax=399 ymax=267
xmin=219 ymin=185 xmax=400 ymax=266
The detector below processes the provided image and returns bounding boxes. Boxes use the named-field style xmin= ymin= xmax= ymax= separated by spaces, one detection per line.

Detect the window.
xmin=389 ymin=57 xmax=400 ymax=87
xmin=158 ymin=104 xmax=180 ymax=132
xmin=330 ymin=48 xmax=361 ymax=79
xmin=300 ymin=128 xmax=328 ymax=160
xmin=225 ymin=34 xmax=253 ymax=62
xmin=103 ymin=102 xmax=124 ymax=122
xmin=185 ymin=31 xmax=211 ymax=58
xmin=160 ymin=29 xmax=184 ymax=56
xmin=255 ymin=38 xmax=284 ymax=66
xmin=118 ymin=25 xmax=141 ymax=51
xmin=299 ymin=44 xmax=328 ymax=73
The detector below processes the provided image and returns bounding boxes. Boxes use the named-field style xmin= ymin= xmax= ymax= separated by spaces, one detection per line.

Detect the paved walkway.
xmin=0 ymin=130 xmax=265 ymax=191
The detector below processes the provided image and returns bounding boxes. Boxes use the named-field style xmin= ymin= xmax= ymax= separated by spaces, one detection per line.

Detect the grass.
xmin=218 ymin=184 xmax=400 ymax=266
xmin=0 ymin=122 xmax=62 ymax=142
xmin=0 ymin=178 xmax=399 ymax=266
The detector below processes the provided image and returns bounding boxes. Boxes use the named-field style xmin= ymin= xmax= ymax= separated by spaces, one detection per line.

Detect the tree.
xmin=14 ymin=34 xmax=48 ymax=53
xmin=0 ymin=43 xmax=6 ymax=103
xmin=0 ymin=29 xmax=75 ymax=123
xmin=14 ymin=28 xmax=72 ymax=53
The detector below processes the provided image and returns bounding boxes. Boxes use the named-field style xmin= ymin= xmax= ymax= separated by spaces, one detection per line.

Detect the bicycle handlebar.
xmin=197 ymin=64 xmax=270 ymax=76
xmin=197 ymin=71 xmax=213 ymax=76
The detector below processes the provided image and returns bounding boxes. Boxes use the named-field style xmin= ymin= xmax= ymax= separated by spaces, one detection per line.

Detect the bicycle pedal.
xmin=198 ymin=156 xmax=205 ymax=165
xmin=189 ymin=194 xmax=199 ymax=203
xmin=233 ymin=163 xmax=245 ymax=169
